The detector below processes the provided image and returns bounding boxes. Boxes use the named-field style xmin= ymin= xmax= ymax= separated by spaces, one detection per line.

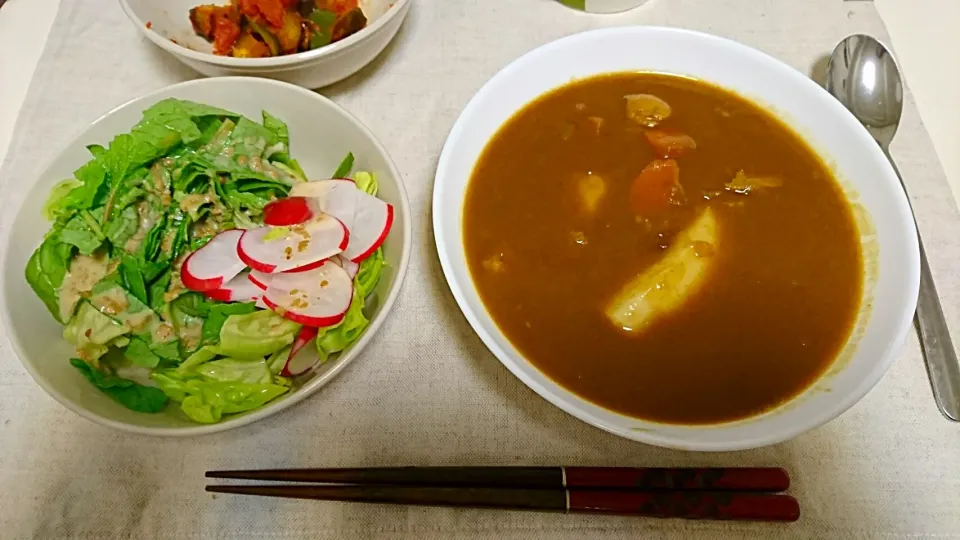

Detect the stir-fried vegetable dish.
xmin=189 ymin=0 xmax=368 ymax=58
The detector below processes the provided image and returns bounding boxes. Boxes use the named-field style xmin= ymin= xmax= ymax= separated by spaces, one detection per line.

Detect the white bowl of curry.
xmin=433 ymin=27 xmax=920 ymax=451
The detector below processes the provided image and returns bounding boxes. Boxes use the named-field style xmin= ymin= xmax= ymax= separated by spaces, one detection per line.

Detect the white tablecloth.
xmin=2 ymin=0 xmax=960 ymax=538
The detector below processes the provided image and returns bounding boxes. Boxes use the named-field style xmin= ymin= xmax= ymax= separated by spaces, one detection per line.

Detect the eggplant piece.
xmin=330 ymin=7 xmax=366 ymax=43
xmin=298 ymin=20 xmax=313 ymax=51
xmin=190 ymin=5 xmax=220 ymax=39
xmin=246 ymin=18 xmax=282 ymax=56
xmin=297 ymin=0 xmax=315 ymax=17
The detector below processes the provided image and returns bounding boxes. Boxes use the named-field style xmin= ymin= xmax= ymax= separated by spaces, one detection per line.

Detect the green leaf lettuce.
xmin=71 ymin=358 xmax=168 ymax=413
xmin=216 ymin=309 xmax=300 ymax=360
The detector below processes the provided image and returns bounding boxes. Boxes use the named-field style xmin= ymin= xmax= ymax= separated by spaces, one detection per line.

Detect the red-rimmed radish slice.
xmin=181 ymin=229 xmax=246 ymax=292
xmin=290 ymin=180 xmax=359 ymax=230
xmin=342 ymin=192 xmax=393 ymax=262
xmin=237 ymin=216 xmax=349 ymax=274
xmin=262 ymin=197 xmax=319 ymax=226
xmin=248 ymin=270 xmax=273 ymax=291
xmin=333 ymin=254 xmax=360 ymax=279
xmin=255 ymin=297 xmax=268 ymax=310
xmin=262 ymin=262 xmax=353 ymax=327
xmin=282 ymin=256 xmax=335 ymax=274
xmin=280 ymin=326 xmax=321 ymax=377
xmin=287 ymin=180 xmax=393 ymax=263
xmin=204 ymin=271 xmax=262 ymax=303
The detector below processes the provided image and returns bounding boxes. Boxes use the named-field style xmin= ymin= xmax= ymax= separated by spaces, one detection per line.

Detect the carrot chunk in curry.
xmin=644 ymin=129 xmax=697 ymax=159
xmin=629 ymin=159 xmax=685 ymax=216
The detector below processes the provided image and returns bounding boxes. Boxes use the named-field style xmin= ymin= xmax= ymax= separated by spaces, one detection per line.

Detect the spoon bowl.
xmin=825 ymin=35 xmax=904 ymax=148
xmin=826 ymin=34 xmax=960 ymax=422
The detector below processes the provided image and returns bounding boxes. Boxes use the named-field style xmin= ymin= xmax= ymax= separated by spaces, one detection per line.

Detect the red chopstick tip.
xmin=783 ymin=498 xmax=801 ymax=522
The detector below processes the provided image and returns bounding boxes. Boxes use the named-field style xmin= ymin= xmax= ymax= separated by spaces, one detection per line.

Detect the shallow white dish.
xmin=433 ymin=27 xmax=920 ymax=451
xmin=119 ymin=0 xmax=411 ymax=88
xmin=0 ymin=77 xmax=411 ymax=435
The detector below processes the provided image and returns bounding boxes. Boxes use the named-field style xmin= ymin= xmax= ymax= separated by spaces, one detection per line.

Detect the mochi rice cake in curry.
xmin=464 ymin=73 xmax=863 ymax=425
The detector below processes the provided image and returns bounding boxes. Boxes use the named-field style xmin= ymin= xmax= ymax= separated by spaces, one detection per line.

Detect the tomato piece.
xmin=644 ymin=129 xmax=697 ymax=159
xmin=238 ymin=0 xmax=258 ymax=20
xmin=239 ymin=0 xmax=286 ymax=27
xmin=629 ymin=159 xmax=685 ymax=216
xmin=318 ymin=0 xmax=360 ymax=15
xmin=212 ymin=14 xmax=242 ymax=55
xmin=238 ymin=0 xmax=255 ymax=19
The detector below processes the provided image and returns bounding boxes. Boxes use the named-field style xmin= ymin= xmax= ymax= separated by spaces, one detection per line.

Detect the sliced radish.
xmin=286 ymin=180 xmax=393 ymax=263
xmin=289 ymin=180 xmax=359 ymax=230
xmin=237 ymin=215 xmax=349 ymax=274
xmin=255 ymin=297 xmax=268 ymax=310
xmin=248 ymin=270 xmax=273 ymax=291
xmin=282 ymin=257 xmax=335 ymax=274
xmin=262 ymin=262 xmax=353 ymax=327
xmin=204 ymin=271 xmax=262 ymax=303
xmin=288 ymin=178 xmax=355 ymax=199
xmin=262 ymin=197 xmax=319 ymax=226
xmin=280 ymin=326 xmax=321 ymax=377
xmin=341 ymin=192 xmax=393 ymax=262
xmin=333 ymin=254 xmax=360 ymax=279
xmin=181 ymin=229 xmax=246 ymax=292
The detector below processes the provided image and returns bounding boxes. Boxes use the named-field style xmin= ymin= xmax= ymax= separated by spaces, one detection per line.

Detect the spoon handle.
xmin=885 ymin=152 xmax=960 ymax=421
xmin=915 ymin=239 xmax=960 ymax=421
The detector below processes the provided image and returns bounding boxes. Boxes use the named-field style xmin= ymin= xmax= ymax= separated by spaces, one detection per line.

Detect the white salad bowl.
xmin=433 ymin=27 xmax=920 ymax=451
xmin=120 ymin=0 xmax=411 ymax=88
xmin=0 ymin=77 xmax=411 ymax=435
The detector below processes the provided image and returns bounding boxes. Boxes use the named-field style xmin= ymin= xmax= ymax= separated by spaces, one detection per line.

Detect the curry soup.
xmin=463 ymin=73 xmax=863 ymax=425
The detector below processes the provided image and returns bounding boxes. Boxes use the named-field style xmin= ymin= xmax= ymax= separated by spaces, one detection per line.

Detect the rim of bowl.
xmin=0 ymin=76 xmax=413 ymax=436
xmin=433 ymin=26 xmax=920 ymax=451
xmin=118 ymin=0 xmax=411 ymax=69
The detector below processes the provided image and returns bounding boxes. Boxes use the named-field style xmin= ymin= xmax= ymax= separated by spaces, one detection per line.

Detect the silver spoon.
xmin=826 ymin=34 xmax=960 ymax=421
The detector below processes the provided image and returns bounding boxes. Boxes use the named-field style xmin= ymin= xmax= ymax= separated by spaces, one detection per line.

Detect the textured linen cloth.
xmin=2 ymin=0 xmax=960 ymax=538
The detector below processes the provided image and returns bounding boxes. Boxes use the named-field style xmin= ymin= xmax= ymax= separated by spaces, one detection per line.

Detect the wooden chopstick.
xmin=206 ymin=466 xmax=790 ymax=492
xmin=204 ymin=484 xmax=800 ymax=522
